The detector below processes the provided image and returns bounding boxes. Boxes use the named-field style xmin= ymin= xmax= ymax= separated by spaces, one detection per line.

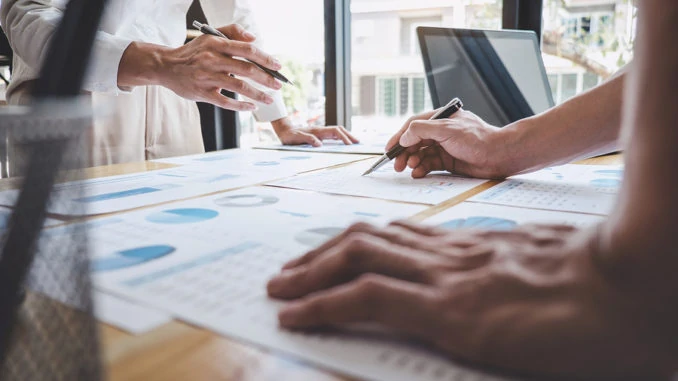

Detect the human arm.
xmin=270 ymin=118 xmax=359 ymax=147
xmin=266 ymin=1 xmax=678 ymax=377
xmin=387 ymin=69 xmax=626 ymax=179
xmin=200 ymin=0 xmax=359 ymax=145
xmin=1 ymin=0 xmax=132 ymax=94
xmin=117 ymin=24 xmax=283 ymax=112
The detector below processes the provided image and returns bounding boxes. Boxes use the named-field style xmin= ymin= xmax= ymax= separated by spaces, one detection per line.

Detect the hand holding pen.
xmin=118 ymin=23 xmax=285 ymax=112
xmin=377 ymin=98 xmax=506 ymax=179
xmin=363 ymin=98 xmax=464 ymax=176
xmin=193 ymin=21 xmax=294 ymax=86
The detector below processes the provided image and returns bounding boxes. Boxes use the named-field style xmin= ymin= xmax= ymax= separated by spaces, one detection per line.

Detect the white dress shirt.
xmin=0 ymin=0 xmax=288 ymax=121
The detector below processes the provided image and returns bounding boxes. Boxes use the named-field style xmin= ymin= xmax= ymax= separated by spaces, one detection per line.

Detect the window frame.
xmin=324 ymin=0 xmax=545 ymax=130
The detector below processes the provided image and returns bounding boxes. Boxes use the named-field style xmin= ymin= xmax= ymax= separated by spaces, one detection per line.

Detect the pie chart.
xmin=439 ymin=217 xmax=517 ymax=231
xmin=281 ymin=156 xmax=311 ymax=161
xmin=254 ymin=161 xmax=280 ymax=166
xmin=593 ymin=169 xmax=623 ymax=178
xmin=590 ymin=178 xmax=621 ymax=188
xmin=92 ymin=245 xmax=175 ymax=272
xmin=145 ymin=208 xmax=219 ymax=224
xmin=295 ymin=227 xmax=344 ymax=247
xmin=214 ymin=194 xmax=279 ymax=207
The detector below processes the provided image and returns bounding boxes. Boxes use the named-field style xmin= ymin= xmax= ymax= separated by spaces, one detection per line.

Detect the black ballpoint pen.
xmin=362 ymin=98 xmax=464 ymax=176
xmin=192 ymin=21 xmax=295 ymax=86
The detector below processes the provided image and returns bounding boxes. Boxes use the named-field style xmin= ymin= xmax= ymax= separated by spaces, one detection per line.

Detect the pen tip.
xmin=361 ymin=170 xmax=371 ymax=176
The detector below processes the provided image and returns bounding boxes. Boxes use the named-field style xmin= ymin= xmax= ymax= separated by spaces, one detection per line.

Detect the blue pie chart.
xmin=593 ymin=169 xmax=623 ymax=178
xmin=254 ymin=161 xmax=280 ymax=166
xmin=439 ymin=217 xmax=517 ymax=231
xmin=590 ymin=178 xmax=621 ymax=188
xmin=281 ymin=156 xmax=311 ymax=161
xmin=145 ymin=208 xmax=219 ymax=224
xmin=93 ymin=245 xmax=175 ymax=272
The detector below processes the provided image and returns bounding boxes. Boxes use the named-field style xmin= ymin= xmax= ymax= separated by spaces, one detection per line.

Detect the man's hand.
xmin=267 ymin=221 xmax=672 ymax=379
xmin=119 ymin=24 xmax=282 ymax=111
xmin=385 ymin=109 xmax=513 ymax=179
xmin=271 ymin=117 xmax=359 ymax=147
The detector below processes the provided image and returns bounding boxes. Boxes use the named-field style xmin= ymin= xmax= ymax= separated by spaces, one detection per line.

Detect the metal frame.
xmin=502 ymin=0 xmax=544 ymax=42
xmin=324 ymin=0 xmax=352 ymax=129
xmin=323 ymin=0 xmax=545 ymax=130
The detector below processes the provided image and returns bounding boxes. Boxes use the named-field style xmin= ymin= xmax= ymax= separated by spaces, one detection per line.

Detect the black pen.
xmin=192 ymin=21 xmax=294 ymax=86
xmin=362 ymin=98 xmax=464 ymax=176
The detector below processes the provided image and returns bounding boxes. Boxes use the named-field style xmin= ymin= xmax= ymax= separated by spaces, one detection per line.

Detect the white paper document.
xmin=152 ymin=148 xmax=371 ymax=172
xmin=83 ymin=187 xmax=506 ymax=381
xmin=0 ymin=167 xmax=284 ymax=216
xmin=268 ymin=160 xmax=488 ymax=205
xmin=468 ymin=164 xmax=623 ymax=215
xmin=0 ymin=150 xmax=369 ymax=217
xmin=93 ymin=291 xmax=172 ymax=334
xmin=254 ymin=131 xmax=394 ymax=155
xmin=424 ymin=202 xmax=604 ymax=230
xmin=0 ymin=206 xmax=61 ymax=231
xmin=256 ymin=140 xmax=387 ymax=155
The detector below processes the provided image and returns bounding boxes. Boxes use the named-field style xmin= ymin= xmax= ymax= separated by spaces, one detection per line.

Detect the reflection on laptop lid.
xmin=417 ymin=27 xmax=555 ymax=126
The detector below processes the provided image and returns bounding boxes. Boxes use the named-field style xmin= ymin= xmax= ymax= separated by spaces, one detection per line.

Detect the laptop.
xmin=417 ymin=27 xmax=555 ymax=126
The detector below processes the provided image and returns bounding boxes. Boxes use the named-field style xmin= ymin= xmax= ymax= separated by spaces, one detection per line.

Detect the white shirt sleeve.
xmin=200 ymin=0 xmax=288 ymax=122
xmin=0 ymin=0 xmax=133 ymax=95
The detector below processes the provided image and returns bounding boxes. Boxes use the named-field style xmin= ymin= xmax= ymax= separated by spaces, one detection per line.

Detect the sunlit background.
xmin=241 ymin=0 xmax=636 ymax=147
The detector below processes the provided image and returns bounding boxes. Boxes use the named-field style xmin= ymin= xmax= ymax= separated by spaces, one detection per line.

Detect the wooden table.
xmin=5 ymin=153 xmax=623 ymax=380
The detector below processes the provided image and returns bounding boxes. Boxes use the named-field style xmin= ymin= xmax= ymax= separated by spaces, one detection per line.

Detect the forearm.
xmin=500 ymin=72 xmax=625 ymax=175
xmin=599 ymin=1 xmax=678 ymax=293
xmin=117 ymin=42 xmax=168 ymax=89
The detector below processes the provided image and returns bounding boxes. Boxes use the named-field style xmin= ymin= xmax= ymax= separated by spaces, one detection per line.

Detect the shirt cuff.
xmin=251 ymin=90 xmax=288 ymax=122
xmin=82 ymin=33 xmax=134 ymax=95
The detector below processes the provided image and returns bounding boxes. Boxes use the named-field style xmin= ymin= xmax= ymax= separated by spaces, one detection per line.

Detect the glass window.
xmin=378 ymin=78 xmax=397 ymax=117
xmin=582 ymin=72 xmax=600 ymax=92
xmin=561 ymin=73 xmax=578 ymax=102
xmin=412 ymin=78 xmax=427 ymax=115
xmin=542 ymin=0 xmax=636 ymax=105
xmin=237 ymin=0 xmax=325 ymax=147
xmin=350 ymin=0 xmax=502 ymax=136
xmin=399 ymin=77 xmax=410 ymax=116
xmin=547 ymin=74 xmax=559 ymax=104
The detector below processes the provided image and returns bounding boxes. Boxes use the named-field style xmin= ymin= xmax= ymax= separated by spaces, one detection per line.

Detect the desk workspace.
xmin=2 ymin=0 xmax=678 ymax=379
xmin=4 ymin=147 xmax=620 ymax=381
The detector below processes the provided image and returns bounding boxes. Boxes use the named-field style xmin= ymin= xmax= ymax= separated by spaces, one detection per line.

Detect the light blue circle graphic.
xmin=254 ymin=161 xmax=280 ymax=166
xmin=214 ymin=194 xmax=280 ymax=207
xmin=146 ymin=208 xmax=219 ymax=224
xmin=281 ymin=156 xmax=312 ymax=161
xmin=590 ymin=178 xmax=621 ymax=188
xmin=93 ymin=245 xmax=175 ymax=272
xmin=593 ymin=169 xmax=623 ymax=178
xmin=439 ymin=217 xmax=517 ymax=231
xmin=295 ymin=227 xmax=345 ymax=247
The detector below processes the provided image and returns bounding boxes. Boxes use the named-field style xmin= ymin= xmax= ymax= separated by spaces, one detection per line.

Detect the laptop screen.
xmin=418 ymin=27 xmax=554 ymax=126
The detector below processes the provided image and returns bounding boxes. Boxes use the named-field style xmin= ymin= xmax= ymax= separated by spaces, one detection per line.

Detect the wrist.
xmin=118 ymin=42 xmax=169 ymax=88
xmin=271 ymin=117 xmax=293 ymax=135
xmin=490 ymin=119 xmax=531 ymax=177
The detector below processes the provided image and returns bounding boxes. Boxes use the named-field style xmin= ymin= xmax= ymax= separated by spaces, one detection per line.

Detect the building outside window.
xmin=240 ymin=0 xmax=637 ymax=146
xmin=543 ymin=0 xmax=636 ymax=104
xmin=351 ymin=0 xmax=503 ymax=137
